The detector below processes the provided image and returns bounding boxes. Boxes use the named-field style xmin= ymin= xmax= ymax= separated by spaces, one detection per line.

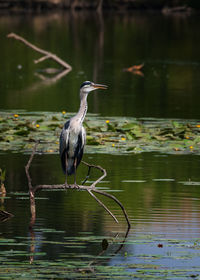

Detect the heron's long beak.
xmin=93 ymin=83 xmax=108 ymax=90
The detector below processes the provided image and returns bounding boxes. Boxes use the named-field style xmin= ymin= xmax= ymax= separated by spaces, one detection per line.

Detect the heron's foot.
xmin=73 ymin=183 xmax=80 ymax=189
xmin=64 ymin=180 xmax=68 ymax=187
xmin=65 ymin=176 xmax=68 ymax=187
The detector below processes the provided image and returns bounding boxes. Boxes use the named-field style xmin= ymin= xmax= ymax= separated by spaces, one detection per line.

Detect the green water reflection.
xmin=0 ymin=12 xmax=200 ymax=118
xmin=1 ymin=152 xmax=200 ymax=278
xmin=2 ymin=152 xmax=200 ymax=231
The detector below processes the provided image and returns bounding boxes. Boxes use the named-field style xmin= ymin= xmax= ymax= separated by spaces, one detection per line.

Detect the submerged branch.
xmin=0 ymin=210 xmax=14 ymax=223
xmin=25 ymin=141 xmax=39 ymax=227
xmin=25 ymin=141 xmax=39 ymax=192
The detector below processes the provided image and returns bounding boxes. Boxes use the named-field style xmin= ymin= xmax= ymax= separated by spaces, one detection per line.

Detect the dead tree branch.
xmin=7 ymin=33 xmax=72 ymax=71
xmin=87 ymin=189 xmax=118 ymax=223
xmin=82 ymin=160 xmax=107 ymax=186
xmin=25 ymin=142 xmax=131 ymax=229
xmin=92 ymin=189 xmax=131 ymax=229
xmin=25 ymin=141 xmax=39 ymax=227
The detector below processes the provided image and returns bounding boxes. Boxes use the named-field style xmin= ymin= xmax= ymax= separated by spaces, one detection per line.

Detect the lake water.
xmin=0 ymin=12 xmax=200 ymax=118
xmin=1 ymin=152 xmax=200 ymax=278
xmin=1 ymin=11 xmax=200 ymax=279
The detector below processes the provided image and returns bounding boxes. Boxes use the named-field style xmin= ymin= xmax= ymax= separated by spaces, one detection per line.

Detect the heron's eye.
xmin=80 ymin=81 xmax=91 ymax=89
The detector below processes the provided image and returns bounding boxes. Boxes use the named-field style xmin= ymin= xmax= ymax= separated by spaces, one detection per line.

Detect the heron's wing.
xmin=76 ymin=126 xmax=86 ymax=167
xmin=81 ymin=126 xmax=86 ymax=149
xmin=59 ymin=120 xmax=70 ymax=173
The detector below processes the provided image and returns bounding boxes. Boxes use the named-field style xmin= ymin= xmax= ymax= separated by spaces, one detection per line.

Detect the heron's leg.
xmin=73 ymin=158 xmax=79 ymax=188
xmin=65 ymin=175 xmax=68 ymax=186
xmin=65 ymin=154 xmax=68 ymax=186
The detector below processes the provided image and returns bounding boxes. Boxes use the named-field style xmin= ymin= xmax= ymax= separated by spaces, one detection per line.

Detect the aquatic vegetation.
xmin=0 ymin=110 xmax=200 ymax=155
xmin=0 ymin=233 xmax=200 ymax=279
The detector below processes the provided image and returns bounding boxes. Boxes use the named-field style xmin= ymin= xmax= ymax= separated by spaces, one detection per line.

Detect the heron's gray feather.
xmin=59 ymin=121 xmax=86 ymax=175
xmin=59 ymin=120 xmax=70 ymax=174
xmin=75 ymin=126 xmax=86 ymax=168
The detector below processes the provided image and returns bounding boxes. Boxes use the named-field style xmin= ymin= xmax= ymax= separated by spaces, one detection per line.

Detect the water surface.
xmin=1 ymin=152 xmax=200 ymax=278
xmin=0 ymin=12 xmax=200 ymax=118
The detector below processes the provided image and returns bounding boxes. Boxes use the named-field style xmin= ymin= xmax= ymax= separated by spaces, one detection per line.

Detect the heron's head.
xmin=80 ymin=81 xmax=107 ymax=96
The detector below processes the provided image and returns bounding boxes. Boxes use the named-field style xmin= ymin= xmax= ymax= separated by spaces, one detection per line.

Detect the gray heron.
xmin=59 ymin=81 xmax=108 ymax=185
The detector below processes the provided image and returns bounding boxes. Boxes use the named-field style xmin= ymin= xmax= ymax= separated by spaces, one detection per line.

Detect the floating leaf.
xmin=125 ymin=132 xmax=134 ymax=140
xmin=86 ymin=136 xmax=100 ymax=145
xmin=152 ymin=178 xmax=175 ymax=182
xmin=1 ymin=111 xmax=200 ymax=155
xmin=179 ymin=181 xmax=200 ymax=186
xmin=121 ymin=180 xmax=146 ymax=183
xmin=120 ymin=123 xmax=137 ymax=131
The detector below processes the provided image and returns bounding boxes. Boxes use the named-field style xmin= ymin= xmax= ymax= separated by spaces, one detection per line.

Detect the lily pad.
xmin=121 ymin=180 xmax=146 ymax=183
xmin=1 ymin=111 xmax=200 ymax=155
xmin=152 ymin=178 xmax=175 ymax=182
xmin=179 ymin=181 xmax=200 ymax=186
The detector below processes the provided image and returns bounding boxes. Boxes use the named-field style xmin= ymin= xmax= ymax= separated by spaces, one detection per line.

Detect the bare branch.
xmin=82 ymin=160 xmax=107 ymax=186
xmin=25 ymin=143 xmax=131 ymax=229
xmin=34 ymin=55 xmax=51 ymax=64
xmin=7 ymin=33 xmax=72 ymax=70
xmin=96 ymin=0 xmax=103 ymax=12
xmin=0 ymin=210 xmax=14 ymax=222
xmin=25 ymin=141 xmax=39 ymax=228
xmin=87 ymin=189 xmax=119 ymax=223
xmin=93 ymin=189 xmax=131 ymax=229
xmin=25 ymin=141 xmax=39 ymax=192
xmin=34 ymin=183 xmax=92 ymax=193
xmin=82 ymin=165 xmax=92 ymax=185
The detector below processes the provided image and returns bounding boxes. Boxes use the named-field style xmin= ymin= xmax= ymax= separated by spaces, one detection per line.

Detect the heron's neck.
xmin=76 ymin=94 xmax=88 ymax=123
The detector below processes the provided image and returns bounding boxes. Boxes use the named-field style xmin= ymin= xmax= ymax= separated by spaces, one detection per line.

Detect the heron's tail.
xmin=66 ymin=158 xmax=75 ymax=175
xmin=61 ymin=152 xmax=82 ymax=175
xmin=61 ymin=153 xmax=75 ymax=175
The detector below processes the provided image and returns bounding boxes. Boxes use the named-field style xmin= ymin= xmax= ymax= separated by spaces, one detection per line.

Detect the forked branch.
xmin=92 ymin=189 xmax=131 ymax=228
xmin=87 ymin=189 xmax=118 ymax=224
xmin=25 ymin=142 xmax=131 ymax=229
xmin=7 ymin=33 xmax=72 ymax=71
xmin=0 ymin=210 xmax=14 ymax=223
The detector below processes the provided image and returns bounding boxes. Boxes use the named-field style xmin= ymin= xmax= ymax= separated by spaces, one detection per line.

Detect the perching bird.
xmin=59 ymin=81 xmax=107 ymax=185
